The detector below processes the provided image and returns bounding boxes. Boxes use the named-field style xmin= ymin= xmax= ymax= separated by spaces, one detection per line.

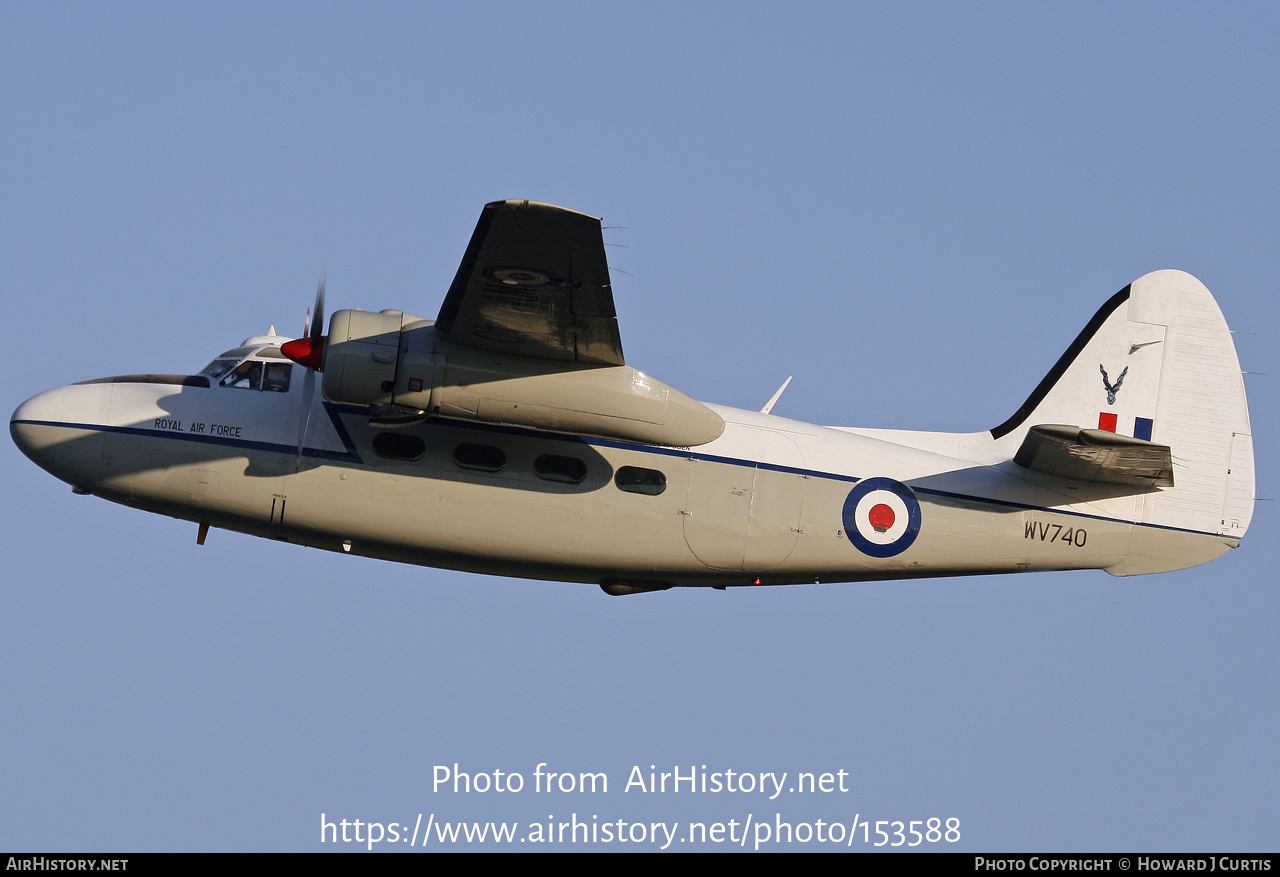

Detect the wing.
xmin=434 ymin=199 xmax=624 ymax=366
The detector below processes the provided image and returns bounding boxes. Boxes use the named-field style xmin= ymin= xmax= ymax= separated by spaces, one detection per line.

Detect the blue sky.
xmin=3 ymin=2 xmax=1276 ymax=851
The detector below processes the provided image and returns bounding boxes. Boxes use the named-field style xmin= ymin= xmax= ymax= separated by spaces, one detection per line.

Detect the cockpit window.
xmin=262 ymin=362 xmax=291 ymax=392
xmin=222 ymin=361 xmax=264 ymax=389
xmin=200 ymin=359 xmax=238 ymax=381
xmin=202 ymin=347 xmax=292 ymax=391
xmin=218 ymin=360 xmax=293 ymax=391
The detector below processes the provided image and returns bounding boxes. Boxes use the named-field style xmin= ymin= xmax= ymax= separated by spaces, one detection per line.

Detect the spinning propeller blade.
xmin=281 ymin=274 xmax=326 ymax=471
xmin=281 ymin=273 xmax=325 ymax=371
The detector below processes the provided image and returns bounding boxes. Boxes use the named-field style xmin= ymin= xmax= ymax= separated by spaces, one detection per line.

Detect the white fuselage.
xmin=10 ymin=354 xmax=1234 ymax=588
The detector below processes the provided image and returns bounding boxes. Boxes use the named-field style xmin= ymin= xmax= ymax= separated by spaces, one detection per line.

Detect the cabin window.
xmin=615 ymin=466 xmax=666 ymax=495
xmin=534 ymin=454 xmax=587 ymax=484
xmin=454 ymin=443 xmax=506 ymax=472
xmin=373 ymin=432 xmax=425 ymax=461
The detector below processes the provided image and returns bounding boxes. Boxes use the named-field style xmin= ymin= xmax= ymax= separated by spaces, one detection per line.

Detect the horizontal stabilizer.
xmin=1014 ymin=424 xmax=1174 ymax=488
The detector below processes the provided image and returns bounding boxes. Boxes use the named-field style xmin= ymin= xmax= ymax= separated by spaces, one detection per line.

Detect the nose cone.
xmin=11 ymin=386 xmax=65 ymax=463
xmin=11 ymin=386 xmax=96 ymax=489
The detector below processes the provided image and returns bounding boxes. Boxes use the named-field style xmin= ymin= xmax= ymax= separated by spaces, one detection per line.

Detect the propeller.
xmin=281 ymin=274 xmax=326 ymax=471
xmin=281 ymin=273 xmax=326 ymax=370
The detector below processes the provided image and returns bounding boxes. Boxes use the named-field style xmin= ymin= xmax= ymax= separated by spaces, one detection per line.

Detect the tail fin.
xmin=992 ymin=270 xmax=1254 ymax=541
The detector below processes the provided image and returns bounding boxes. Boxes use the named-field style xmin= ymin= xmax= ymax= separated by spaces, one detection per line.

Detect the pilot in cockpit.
xmin=226 ymin=362 xmax=262 ymax=389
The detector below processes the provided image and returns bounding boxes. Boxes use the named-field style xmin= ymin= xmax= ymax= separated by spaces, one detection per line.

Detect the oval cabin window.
xmin=372 ymin=432 xmax=425 ymax=461
xmin=615 ymin=466 xmax=666 ymax=495
xmin=453 ymin=443 xmax=506 ymax=472
xmin=534 ymin=454 xmax=587 ymax=484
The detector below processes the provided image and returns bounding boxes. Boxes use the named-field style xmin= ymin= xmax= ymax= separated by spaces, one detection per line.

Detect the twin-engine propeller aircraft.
xmin=11 ymin=200 xmax=1255 ymax=594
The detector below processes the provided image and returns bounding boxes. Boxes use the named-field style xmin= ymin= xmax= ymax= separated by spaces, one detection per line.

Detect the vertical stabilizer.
xmin=992 ymin=270 xmax=1253 ymax=541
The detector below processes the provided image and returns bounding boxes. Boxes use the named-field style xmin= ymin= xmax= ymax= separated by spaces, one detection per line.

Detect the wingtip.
xmin=484 ymin=199 xmax=601 ymax=221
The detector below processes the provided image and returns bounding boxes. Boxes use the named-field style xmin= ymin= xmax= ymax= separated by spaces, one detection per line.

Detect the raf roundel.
xmin=842 ymin=477 xmax=922 ymax=558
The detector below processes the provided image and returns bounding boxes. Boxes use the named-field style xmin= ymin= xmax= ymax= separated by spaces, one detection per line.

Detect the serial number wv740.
xmin=1024 ymin=519 xmax=1087 ymax=547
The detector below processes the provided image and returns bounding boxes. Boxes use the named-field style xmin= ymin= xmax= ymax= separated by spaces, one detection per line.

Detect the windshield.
xmin=199 ymin=359 xmax=238 ymax=381
xmin=199 ymin=355 xmax=292 ymax=392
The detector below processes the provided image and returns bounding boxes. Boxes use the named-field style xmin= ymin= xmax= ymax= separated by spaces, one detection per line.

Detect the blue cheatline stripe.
xmin=13 ymin=416 xmax=362 ymax=463
xmin=14 ymin=413 xmax=1229 ymax=541
xmin=321 ymin=402 xmax=362 ymax=460
xmin=911 ymin=485 xmax=1224 ymax=538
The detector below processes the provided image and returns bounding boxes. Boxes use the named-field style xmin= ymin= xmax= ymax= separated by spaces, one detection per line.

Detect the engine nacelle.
xmin=318 ymin=308 xmax=724 ymax=447
xmin=321 ymin=308 xmax=406 ymax=408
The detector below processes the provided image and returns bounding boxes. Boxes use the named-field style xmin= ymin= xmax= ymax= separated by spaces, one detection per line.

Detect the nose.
xmin=11 ymin=386 xmax=66 ymax=465
xmin=10 ymin=386 xmax=102 ymax=490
